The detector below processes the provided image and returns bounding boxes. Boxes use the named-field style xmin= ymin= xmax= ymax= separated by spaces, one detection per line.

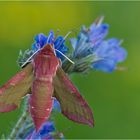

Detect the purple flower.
xmin=70 ymin=16 xmax=127 ymax=73
xmin=81 ymin=18 xmax=109 ymax=46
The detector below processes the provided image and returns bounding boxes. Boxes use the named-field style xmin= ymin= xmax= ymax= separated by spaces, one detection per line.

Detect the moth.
xmin=0 ymin=44 xmax=94 ymax=131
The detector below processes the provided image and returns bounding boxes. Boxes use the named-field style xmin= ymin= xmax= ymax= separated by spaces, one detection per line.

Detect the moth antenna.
xmin=21 ymin=31 xmax=72 ymax=68
xmin=63 ymin=31 xmax=72 ymax=40
xmin=55 ymin=49 xmax=74 ymax=64
xmin=56 ymin=31 xmax=72 ymax=50
xmin=21 ymin=49 xmax=41 ymax=68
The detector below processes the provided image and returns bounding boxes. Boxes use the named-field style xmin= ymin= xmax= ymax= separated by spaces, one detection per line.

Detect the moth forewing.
xmin=0 ymin=63 xmax=33 ymax=112
xmin=53 ymin=67 xmax=94 ymax=127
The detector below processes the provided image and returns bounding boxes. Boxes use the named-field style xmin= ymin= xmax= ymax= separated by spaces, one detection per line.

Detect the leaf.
xmin=0 ymin=63 xmax=33 ymax=112
xmin=53 ymin=67 xmax=94 ymax=127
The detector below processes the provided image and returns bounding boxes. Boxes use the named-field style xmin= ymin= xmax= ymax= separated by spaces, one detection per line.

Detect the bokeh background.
xmin=0 ymin=1 xmax=139 ymax=139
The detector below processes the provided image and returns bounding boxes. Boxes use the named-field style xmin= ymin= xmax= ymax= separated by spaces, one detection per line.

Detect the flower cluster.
xmin=15 ymin=16 xmax=127 ymax=139
xmin=18 ymin=31 xmax=68 ymax=67
xmin=67 ymin=16 xmax=127 ymax=73
xmin=32 ymin=31 xmax=68 ymax=59
xmin=18 ymin=16 xmax=127 ymax=73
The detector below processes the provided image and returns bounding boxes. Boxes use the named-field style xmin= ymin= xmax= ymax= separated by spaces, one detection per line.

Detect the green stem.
xmin=8 ymin=96 xmax=32 ymax=139
xmin=8 ymin=110 xmax=29 ymax=139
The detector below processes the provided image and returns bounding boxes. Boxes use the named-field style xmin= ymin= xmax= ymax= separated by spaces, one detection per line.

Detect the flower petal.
xmin=34 ymin=33 xmax=47 ymax=47
xmin=89 ymin=23 xmax=109 ymax=46
xmin=93 ymin=59 xmax=116 ymax=73
xmin=69 ymin=38 xmax=77 ymax=49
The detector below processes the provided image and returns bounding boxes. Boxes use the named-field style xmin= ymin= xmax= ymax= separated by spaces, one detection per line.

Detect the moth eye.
xmin=31 ymin=106 xmax=35 ymax=109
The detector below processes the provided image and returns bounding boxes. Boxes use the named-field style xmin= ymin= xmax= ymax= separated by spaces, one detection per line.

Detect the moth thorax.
xmin=36 ymin=76 xmax=53 ymax=82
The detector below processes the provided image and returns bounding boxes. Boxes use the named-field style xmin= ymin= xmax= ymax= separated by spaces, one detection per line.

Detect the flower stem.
xmin=8 ymin=96 xmax=32 ymax=139
xmin=8 ymin=110 xmax=29 ymax=139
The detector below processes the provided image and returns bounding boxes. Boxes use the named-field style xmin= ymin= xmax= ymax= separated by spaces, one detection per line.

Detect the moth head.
xmin=21 ymin=31 xmax=74 ymax=68
xmin=39 ymin=44 xmax=55 ymax=56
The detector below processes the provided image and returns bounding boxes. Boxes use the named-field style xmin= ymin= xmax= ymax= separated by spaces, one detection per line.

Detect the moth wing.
xmin=53 ymin=67 xmax=94 ymax=127
xmin=0 ymin=63 xmax=33 ymax=112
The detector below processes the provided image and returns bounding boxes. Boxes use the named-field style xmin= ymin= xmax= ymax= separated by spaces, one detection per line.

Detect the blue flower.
xmin=70 ymin=33 xmax=93 ymax=58
xmin=92 ymin=38 xmax=127 ymax=72
xmin=54 ymin=36 xmax=68 ymax=59
xmin=70 ymin=16 xmax=127 ymax=73
xmin=81 ymin=20 xmax=109 ymax=46
xmin=88 ymin=23 xmax=109 ymax=46
xmin=26 ymin=121 xmax=55 ymax=140
xmin=32 ymin=33 xmax=47 ymax=50
xmin=32 ymin=31 xmax=68 ymax=60
xmin=25 ymin=121 xmax=65 ymax=140
xmin=38 ymin=122 xmax=55 ymax=139
xmin=32 ymin=31 xmax=54 ymax=51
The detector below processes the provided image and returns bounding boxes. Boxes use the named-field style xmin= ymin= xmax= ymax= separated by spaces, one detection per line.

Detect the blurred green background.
xmin=0 ymin=1 xmax=139 ymax=139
